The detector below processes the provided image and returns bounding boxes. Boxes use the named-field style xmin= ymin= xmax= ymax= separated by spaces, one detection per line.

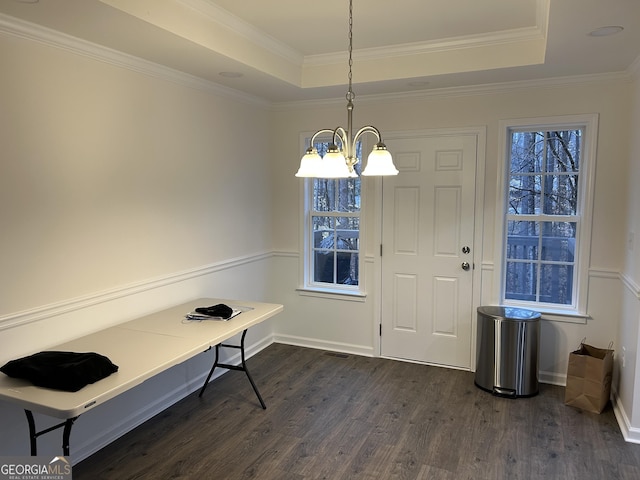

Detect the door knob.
xmin=461 ymin=262 xmax=470 ymax=271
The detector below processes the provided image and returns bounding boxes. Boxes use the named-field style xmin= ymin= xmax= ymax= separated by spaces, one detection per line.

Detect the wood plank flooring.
xmin=74 ymin=343 xmax=640 ymax=479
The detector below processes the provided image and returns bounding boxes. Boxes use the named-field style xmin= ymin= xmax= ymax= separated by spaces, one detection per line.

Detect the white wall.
xmin=269 ymin=77 xmax=633 ymax=416
xmin=615 ymin=63 xmax=640 ymax=441
xmin=0 ymin=34 xmax=272 ymax=317
xmin=0 ymin=31 xmax=277 ymax=459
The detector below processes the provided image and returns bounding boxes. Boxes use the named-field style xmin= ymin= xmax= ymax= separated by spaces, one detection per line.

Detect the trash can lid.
xmin=477 ymin=305 xmax=541 ymax=321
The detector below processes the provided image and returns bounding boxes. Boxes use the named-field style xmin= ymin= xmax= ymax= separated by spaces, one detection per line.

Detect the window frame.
xmin=297 ymin=133 xmax=367 ymax=299
xmin=495 ymin=114 xmax=598 ymax=316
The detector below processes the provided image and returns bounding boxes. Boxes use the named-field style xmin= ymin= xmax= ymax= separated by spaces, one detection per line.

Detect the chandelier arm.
xmin=332 ymin=126 xmax=359 ymax=170
xmin=332 ymin=127 xmax=348 ymax=148
xmin=309 ymin=128 xmax=338 ymax=148
xmin=353 ymin=125 xmax=383 ymax=145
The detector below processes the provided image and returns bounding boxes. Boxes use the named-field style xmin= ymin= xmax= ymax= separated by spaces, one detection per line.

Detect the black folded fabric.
xmin=0 ymin=351 xmax=119 ymax=392
xmin=194 ymin=303 xmax=233 ymax=319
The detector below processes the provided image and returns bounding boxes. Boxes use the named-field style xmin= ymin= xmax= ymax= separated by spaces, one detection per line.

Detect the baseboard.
xmin=71 ymin=334 xmax=274 ymax=464
xmin=612 ymin=388 xmax=640 ymax=444
xmin=539 ymin=370 xmax=566 ymax=386
xmin=273 ymin=338 xmax=573 ymax=384
xmin=273 ymin=334 xmax=374 ymax=357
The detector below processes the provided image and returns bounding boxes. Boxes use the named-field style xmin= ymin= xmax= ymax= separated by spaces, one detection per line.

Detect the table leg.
xmin=25 ymin=410 xmax=37 ymax=456
xmin=199 ymin=329 xmax=266 ymax=409
xmin=62 ymin=417 xmax=76 ymax=456
xmin=198 ymin=344 xmax=220 ymax=397
xmin=24 ymin=410 xmax=77 ymax=456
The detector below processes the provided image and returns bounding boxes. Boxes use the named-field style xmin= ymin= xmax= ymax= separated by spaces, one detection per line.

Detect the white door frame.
xmin=370 ymin=127 xmax=486 ymax=371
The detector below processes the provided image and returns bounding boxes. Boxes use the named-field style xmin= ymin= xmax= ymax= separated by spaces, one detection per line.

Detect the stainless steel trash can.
xmin=474 ymin=306 xmax=541 ymax=398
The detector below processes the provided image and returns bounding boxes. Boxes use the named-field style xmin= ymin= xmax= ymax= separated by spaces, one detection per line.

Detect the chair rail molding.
xmin=0 ymin=251 xmax=273 ymax=331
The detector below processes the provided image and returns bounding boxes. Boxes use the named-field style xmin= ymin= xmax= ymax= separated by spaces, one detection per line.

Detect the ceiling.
xmin=1 ymin=0 xmax=638 ymax=103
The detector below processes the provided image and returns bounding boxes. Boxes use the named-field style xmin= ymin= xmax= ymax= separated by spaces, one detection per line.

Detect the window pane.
xmin=336 ymin=217 xmax=359 ymax=251
xmin=314 ymin=249 xmax=335 ymax=283
xmin=313 ymin=216 xmax=334 ymax=247
xmin=540 ymin=264 xmax=573 ymax=305
xmin=505 ymin=261 xmax=537 ymax=302
xmin=313 ymin=178 xmax=334 ymax=212
xmin=509 ymin=175 xmax=541 ymax=214
xmin=313 ymin=178 xmax=360 ymax=213
xmin=543 ymin=130 xmax=580 ymax=215
xmin=344 ymin=253 xmax=359 ymax=285
xmin=542 ymin=174 xmax=578 ymax=215
xmin=313 ymin=250 xmax=358 ymax=285
xmin=507 ymin=221 xmax=539 ymax=260
xmin=541 ymin=222 xmax=576 ymax=262
xmin=336 ymin=177 xmax=361 ymax=212
xmin=510 ymin=131 xmax=543 ymax=174
xmin=545 ymin=131 xmax=580 ymax=173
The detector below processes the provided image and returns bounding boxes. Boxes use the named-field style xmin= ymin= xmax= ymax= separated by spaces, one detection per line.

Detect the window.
xmin=499 ymin=115 xmax=597 ymax=313
xmin=300 ymin=139 xmax=363 ymax=295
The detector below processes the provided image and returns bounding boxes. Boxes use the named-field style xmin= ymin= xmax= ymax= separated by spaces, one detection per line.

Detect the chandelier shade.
xmin=362 ymin=143 xmax=398 ymax=176
xmin=295 ymin=0 xmax=398 ymax=179
xmin=295 ymin=147 xmax=323 ymax=177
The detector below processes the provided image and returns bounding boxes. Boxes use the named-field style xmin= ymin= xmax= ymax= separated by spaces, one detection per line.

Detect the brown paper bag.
xmin=564 ymin=342 xmax=614 ymax=414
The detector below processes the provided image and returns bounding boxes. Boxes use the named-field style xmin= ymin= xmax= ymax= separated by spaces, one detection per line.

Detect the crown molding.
xmin=273 ymin=70 xmax=632 ymax=110
xmin=305 ymin=26 xmax=545 ymax=67
xmin=536 ymin=0 xmax=550 ymax=38
xmin=0 ymin=12 xmax=269 ymax=108
xmin=178 ymin=0 xmax=303 ymax=66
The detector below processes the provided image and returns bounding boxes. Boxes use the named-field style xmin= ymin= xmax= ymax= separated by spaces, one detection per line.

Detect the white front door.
xmin=380 ymin=133 xmax=479 ymax=369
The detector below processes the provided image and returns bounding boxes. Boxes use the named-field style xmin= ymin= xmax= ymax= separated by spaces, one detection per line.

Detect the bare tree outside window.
xmin=505 ymin=129 xmax=581 ymax=305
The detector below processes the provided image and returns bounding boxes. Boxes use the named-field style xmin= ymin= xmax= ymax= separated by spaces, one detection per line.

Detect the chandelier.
xmin=295 ymin=0 xmax=398 ymax=178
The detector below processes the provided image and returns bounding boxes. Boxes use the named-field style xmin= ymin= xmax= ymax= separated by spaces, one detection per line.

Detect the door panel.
xmin=381 ymin=134 xmax=477 ymax=368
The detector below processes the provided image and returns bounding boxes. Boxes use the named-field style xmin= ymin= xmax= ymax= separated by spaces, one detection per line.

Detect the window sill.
xmin=501 ymin=302 xmax=589 ymax=324
xmin=539 ymin=311 xmax=589 ymax=324
xmin=296 ymin=287 xmax=367 ymax=302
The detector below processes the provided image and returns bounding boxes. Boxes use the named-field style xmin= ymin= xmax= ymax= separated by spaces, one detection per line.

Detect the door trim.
xmin=371 ymin=127 xmax=486 ymax=371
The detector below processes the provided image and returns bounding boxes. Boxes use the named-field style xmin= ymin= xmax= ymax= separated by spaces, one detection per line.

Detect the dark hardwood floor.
xmin=74 ymin=343 xmax=640 ymax=479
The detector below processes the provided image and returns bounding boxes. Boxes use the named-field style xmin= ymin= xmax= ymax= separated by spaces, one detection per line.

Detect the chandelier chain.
xmin=347 ymin=0 xmax=354 ymax=102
